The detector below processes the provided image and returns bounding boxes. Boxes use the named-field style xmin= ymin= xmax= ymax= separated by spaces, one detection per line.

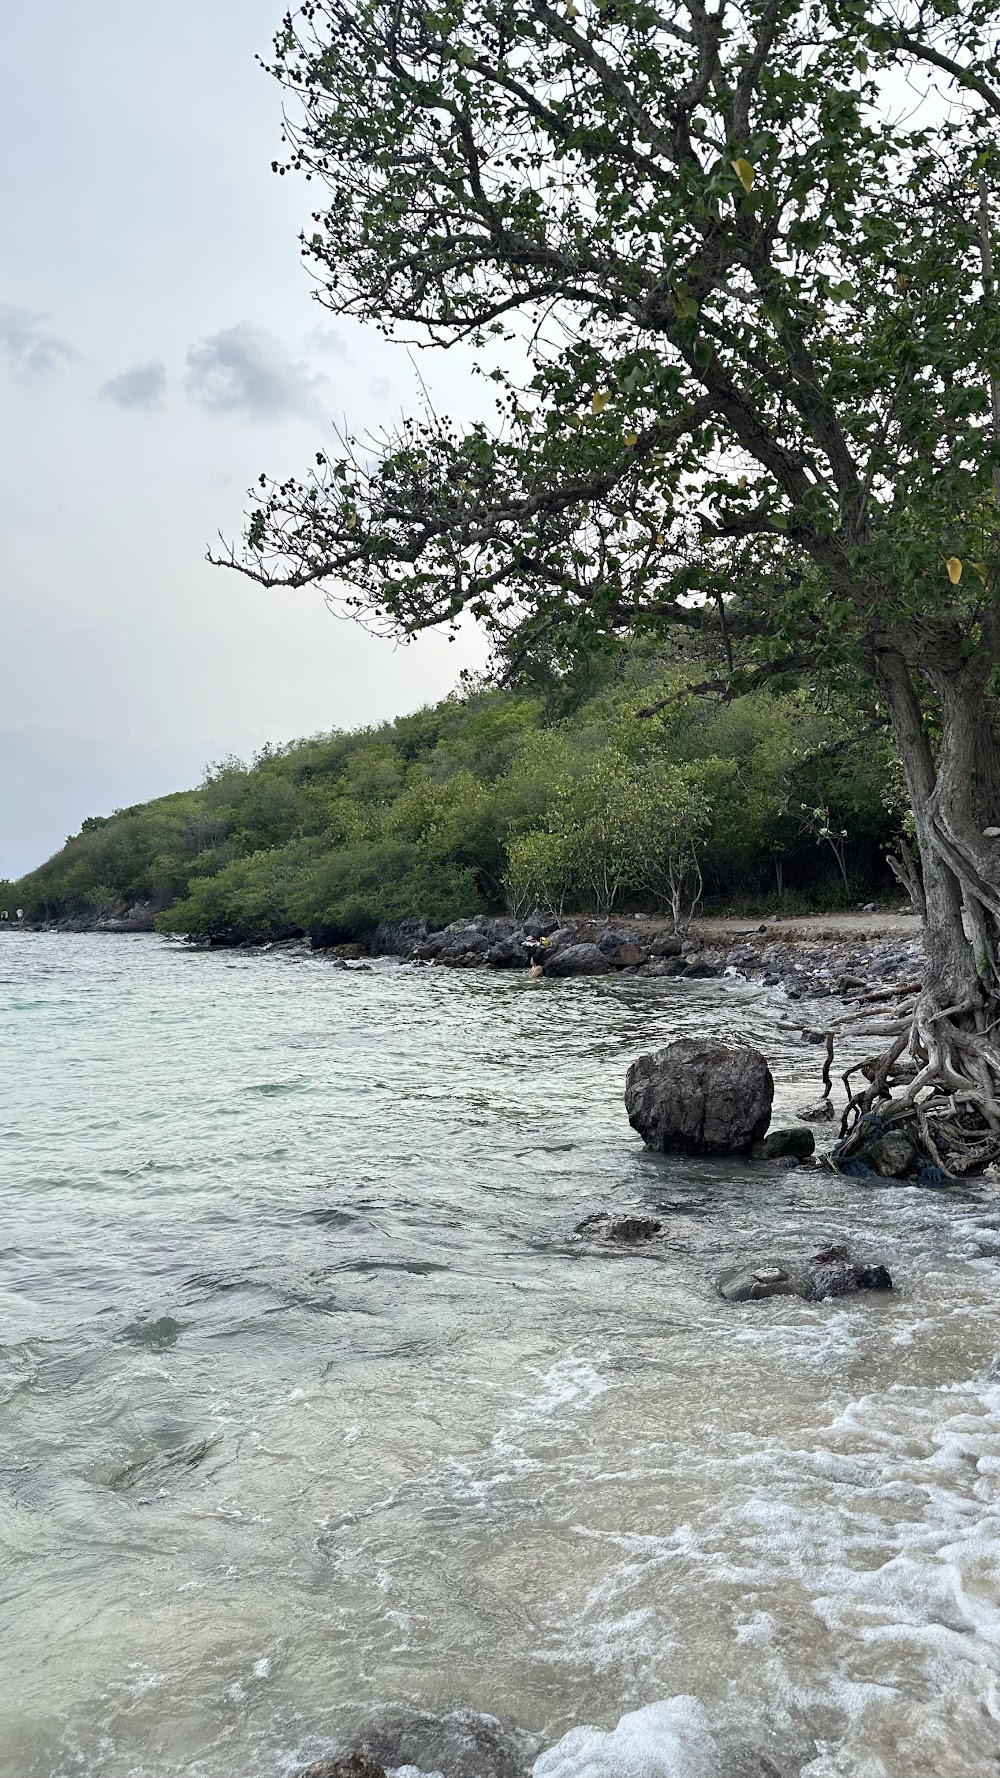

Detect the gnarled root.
xmin=828 ymin=991 xmax=1000 ymax=1180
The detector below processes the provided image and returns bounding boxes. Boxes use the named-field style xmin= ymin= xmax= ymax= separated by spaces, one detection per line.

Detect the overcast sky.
xmin=0 ymin=0 xmax=491 ymax=879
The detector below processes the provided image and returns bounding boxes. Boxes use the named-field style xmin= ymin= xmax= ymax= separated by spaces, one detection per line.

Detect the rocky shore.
xmin=20 ymin=902 xmax=925 ymax=1013
xmin=368 ymin=908 xmax=924 ymax=1006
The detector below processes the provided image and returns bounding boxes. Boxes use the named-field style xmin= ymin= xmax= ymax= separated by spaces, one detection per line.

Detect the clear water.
xmin=3 ymin=933 xmax=1000 ymax=1778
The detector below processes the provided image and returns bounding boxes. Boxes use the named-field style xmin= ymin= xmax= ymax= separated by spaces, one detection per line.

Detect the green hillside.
xmin=4 ymin=649 xmax=904 ymax=942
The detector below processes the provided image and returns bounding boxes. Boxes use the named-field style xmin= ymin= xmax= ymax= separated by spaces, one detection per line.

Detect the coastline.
xmin=13 ymin=905 xmax=924 ymax=1004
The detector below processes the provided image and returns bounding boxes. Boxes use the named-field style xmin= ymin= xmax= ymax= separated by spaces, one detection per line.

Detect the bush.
xmin=288 ymin=842 xmax=483 ymax=940
xmin=157 ymin=848 xmax=307 ymax=943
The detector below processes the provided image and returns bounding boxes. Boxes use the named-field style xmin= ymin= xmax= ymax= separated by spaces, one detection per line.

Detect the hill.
xmin=3 ymin=651 xmax=903 ymax=943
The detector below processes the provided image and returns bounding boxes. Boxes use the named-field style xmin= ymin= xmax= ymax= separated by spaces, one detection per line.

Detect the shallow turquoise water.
xmin=3 ymin=933 xmax=1000 ymax=1778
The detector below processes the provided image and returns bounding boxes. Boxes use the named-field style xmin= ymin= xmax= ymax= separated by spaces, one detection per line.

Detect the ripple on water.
xmin=2 ymin=931 xmax=1000 ymax=1777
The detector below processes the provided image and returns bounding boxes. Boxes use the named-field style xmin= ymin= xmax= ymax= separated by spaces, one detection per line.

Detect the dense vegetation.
xmin=8 ymin=649 xmax=903 ymax=942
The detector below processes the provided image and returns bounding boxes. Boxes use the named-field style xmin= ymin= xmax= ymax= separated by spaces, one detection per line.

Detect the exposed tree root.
xmin=827 ymin=991 xmax=1000 ymax=1180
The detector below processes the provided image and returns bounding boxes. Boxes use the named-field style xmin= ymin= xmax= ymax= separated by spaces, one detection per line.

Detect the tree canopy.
xmin=229 ymin=0 xmax=1000 ymax=683
xmin=216 ymin=0 xmax=1000 ymax=1168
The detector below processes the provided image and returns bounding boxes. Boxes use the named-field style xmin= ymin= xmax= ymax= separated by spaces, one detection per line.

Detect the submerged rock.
xmin=625 ymin=1039 xmax=773 ymax=1156
xmin=365 ymin=1707 xmax=534 ymax=1778
xmin=808 ymin=1244 xmax=892 ymax=1298
xmin=640 ymin=956 xmax=688 ymax=978
xmin=575 ymin=1212 xmax=663 ymax=1242
xmin=718 ymin=1244 xmax=892 ymax=1303
xmin=797 ymin=1099 xmax=835 ymax=1122
xmin=544 ymin=942 xmax=612 ymax=976
xmin=295 ymin=1758 xmax=386 ymax=1778
xmin=752 ymin=1126 xmax=816 ymax=1161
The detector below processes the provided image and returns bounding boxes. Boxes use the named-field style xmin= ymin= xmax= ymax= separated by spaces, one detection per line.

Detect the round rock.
xmin=625 ymin=1039 xmax=774 ymax=1155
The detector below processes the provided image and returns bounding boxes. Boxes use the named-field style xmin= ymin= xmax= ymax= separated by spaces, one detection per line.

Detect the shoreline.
xmin=11 ymin=907 xmax=925 ymax=1008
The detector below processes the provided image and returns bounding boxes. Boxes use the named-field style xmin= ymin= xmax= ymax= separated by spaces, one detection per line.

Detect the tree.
xmin=503 ymin=751 xmax=713 ymax=920
xmin=222 ymin=0 xmax=1000 ymax=1168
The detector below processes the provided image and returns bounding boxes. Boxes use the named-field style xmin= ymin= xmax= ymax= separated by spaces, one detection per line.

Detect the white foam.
xmin=532 ymin=1697 xmax=717 ymax=1778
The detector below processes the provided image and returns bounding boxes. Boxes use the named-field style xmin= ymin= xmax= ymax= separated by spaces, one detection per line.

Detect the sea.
xmin=2 ymin=931 xmax=1000 ymax=1778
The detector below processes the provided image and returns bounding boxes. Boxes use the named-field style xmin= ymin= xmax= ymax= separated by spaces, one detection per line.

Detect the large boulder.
xmin=596 ymin=928 xmax=648 ymax=968
xmin=625 ymin=1039 xmax=773 ymax=1155
xmin=438 ymin=928 xmax=491 ymax=965
xmin=487 ymin=933 xmax=529 ymax=968
xmin=523 ymin=908 xmax=559 ymax=937
xmin=371 ymin=916 xmax=428 ymax=957
xmin=539 ymin=923 xmax=579 ymax=957
xmin=544 ymin=942 xmax=612 ymax=977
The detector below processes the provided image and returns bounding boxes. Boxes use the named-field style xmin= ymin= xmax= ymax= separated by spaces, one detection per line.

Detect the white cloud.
xmin=0 ymin=303 xmax=78 ymax=373
xmin=101 ymin=360 xmax=167 ymax=409
xmin=184 ymin=322 xmax=324 ymax=419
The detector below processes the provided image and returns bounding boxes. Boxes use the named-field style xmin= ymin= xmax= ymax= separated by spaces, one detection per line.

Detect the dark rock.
xmin=544 ymin=942 xmax=612 ymax=976
xmin=625 ymin=1038 xmax=774 ymax=1155
xmin=718 ymin=1263 xmax=805 ymax=1302
xmin=523 ymin=908 xmax=559 ymax=938
xmin=797 ymin=1099 xmax=835 ymax=1122
xmin=682 ymin=959 xmax=719 ymax=979
xmin=117 ymin=1315 xmax=183 ymax=1351
xmin=295 ymin=1759 xmax=386 ymax=1778
xmin=649 ymin=933 xmax=684 ymax=957
xmin=412 ymin=930 xmax=447 ymax=960
xmin=575 ymin=1212 xmax=662 ymax=1241
xmin=717 ymin=1747 xmax=787 ymax=1778
xmin=719 ymin=1244 xmax=892 ymax=1303
xmin=836 ymin=973 xmax=866 ymax=994
xmin=364 ymin=1709 xmax=534 ymax=1778
xmin=469 ymin=915 xmax=520 ymax=943
xmin=596 ymin=928 xmax=648 ymax=968
xmin=807 ymin=1243 xmax=892 ymax=1298
xmin=371 ymin=916 xmax=428 ymax=957
xmin=438 ymin=930 xmax=491 ymax=965
xmin=487 ymin=935 xmax=529 ymax=968
xmin=772 ymin=1154 xmax=801 ymax=1170
xmin=861 ymin=1131 xmax=919 ymax=1177
xmin=753 ymin=1126 xmax=816 ymax=1161
xmin=802 ymin=1029 xmax=829 ymax=1044
xmin=544 ymin=924 xmax=579 ymax=954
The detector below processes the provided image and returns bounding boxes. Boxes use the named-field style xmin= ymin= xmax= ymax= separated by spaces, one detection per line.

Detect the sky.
xmin=0 ymin=0 xmax=491 ymax=879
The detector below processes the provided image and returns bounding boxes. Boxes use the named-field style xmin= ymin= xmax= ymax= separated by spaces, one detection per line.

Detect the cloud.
xmin=0 ymin=303 xmax=78 ymax=373
xmin=306 ymin=324 xmax=345 ymax=357
xmin=100 ymin=359 xmax=167 ymax=409
xmin=184 ymin=322 xmax=324 ymax=419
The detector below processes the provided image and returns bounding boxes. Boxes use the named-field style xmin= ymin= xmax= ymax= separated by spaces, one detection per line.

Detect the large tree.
xmin=223 ymin=0 xmax=1000 ymax=1168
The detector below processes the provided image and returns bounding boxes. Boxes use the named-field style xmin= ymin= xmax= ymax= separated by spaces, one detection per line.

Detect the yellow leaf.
xmin=591 ymin=390 xmax=610 ymax=413
xmin=972 ymin=561 xmax=989 ymax=583
xmin=565 ymin=0 xmax=579 ymax=16
xmin=624 ymin=432 xmax=638 ymax=446
xmin=656 ymin=533 xmax=665 ymax=546
xmin=731 ymin=157 xmax=754 ymax=193
xmin=947 ymin=556 xmax=963 ymax=584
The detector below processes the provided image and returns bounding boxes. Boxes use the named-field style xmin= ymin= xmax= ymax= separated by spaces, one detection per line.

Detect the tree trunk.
xmin=833 ymin=637 xmax=1000 ymax=1174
